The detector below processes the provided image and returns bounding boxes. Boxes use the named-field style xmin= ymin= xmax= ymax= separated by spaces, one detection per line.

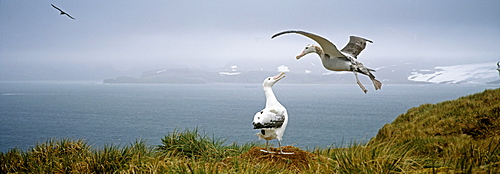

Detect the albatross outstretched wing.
xmin=272 ymin=30 xmax=346 ymax=59
xmin=51 ymin=4 xmax=75 ymax=20
xmin=51 ymin=4 xmax=63 ymax=13
xmin=341 ymin=36 xmax=373 ymax=58
xmin=65 ymin=13 xmax=75 ymax=20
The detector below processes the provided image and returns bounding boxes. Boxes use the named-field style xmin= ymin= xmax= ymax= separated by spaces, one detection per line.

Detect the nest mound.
xmin=224 ymin=146 xmax=327 ymax=171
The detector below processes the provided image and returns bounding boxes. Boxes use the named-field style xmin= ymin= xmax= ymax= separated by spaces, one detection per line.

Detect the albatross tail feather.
xmin=372 ymin=78 xmax=382 ymax=90
xmin=366 ymin=72 xmax=382 ymax=90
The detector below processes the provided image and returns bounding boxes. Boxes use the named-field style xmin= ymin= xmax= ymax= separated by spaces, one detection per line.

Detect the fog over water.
xmin=1 ymin=1 xmax=499 ymax=81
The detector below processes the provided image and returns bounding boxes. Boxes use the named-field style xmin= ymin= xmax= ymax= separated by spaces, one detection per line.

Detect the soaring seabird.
xmin=51 ymin=4 xmax=75 ymax=20
xmin=272 ymin=30 xmax=381 ymax=93
xmin=252 ymin=72 xmax=292 ymax=154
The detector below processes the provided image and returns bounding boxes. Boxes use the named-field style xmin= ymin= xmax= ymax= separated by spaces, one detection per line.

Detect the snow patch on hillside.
xmin=408 ymin=62 xmax=499 ymax=84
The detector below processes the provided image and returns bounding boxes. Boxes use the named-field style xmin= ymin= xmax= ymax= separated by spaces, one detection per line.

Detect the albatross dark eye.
xmin=268 ymin=78 xmax=271 ymax=80
xmin=305 ymin=46 xmax=309 ymax=49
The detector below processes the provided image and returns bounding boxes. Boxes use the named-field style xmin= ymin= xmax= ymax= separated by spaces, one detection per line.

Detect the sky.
xmin=1 ymin=0 xmax=499 ymax=80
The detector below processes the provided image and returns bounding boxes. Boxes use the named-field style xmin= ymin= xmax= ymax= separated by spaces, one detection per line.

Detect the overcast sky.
xmin=1 ymin=1 xmax=499 ymax=80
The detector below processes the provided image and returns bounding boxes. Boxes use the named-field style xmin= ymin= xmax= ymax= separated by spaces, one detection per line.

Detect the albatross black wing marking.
xmin=270 ymin=112 xmax=285 ymax=128
xmin=253 ymin=109 xmax=285 ymax=129
xmin=264 ymin=109 xmax=285 ymax=128
xmin=341 ymin=36 xmax=373 ymax=58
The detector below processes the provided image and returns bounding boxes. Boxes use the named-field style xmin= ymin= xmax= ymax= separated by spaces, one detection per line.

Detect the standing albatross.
xmin=51 ymin=4 xmax=75 ymax=20
xmin=272 ymin=30 xmax=381 ymax=93
xmin=252 ymin=72 xmax=292 ymax=154
xmin=497 ymin=62 xmax=500 ymax=76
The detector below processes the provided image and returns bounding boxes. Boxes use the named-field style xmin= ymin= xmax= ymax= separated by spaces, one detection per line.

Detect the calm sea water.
xmin=0 ymin=81 xmax=497 ymax=152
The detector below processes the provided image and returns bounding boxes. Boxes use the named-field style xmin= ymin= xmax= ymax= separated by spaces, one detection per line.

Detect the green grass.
xmin=157 ymin=127 xmax=257 ymax=161
xmin=1 ymin=88 xmax=499 ymax=173
xmin=371 ymin=88 xmax=500 ymax=172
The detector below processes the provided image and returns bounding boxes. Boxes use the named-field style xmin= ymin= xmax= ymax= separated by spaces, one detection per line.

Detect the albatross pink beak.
xmin=273 ymin=72 xmax=286 ymax=81
xmin=296 ymin=52 xmax=306 ymax=60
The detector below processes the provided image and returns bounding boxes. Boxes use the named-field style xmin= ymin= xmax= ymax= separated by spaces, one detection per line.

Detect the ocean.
xmin=0 ymin=81 xmax=497 ymax=152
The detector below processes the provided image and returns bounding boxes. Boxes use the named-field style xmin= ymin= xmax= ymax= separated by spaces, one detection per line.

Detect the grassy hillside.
xmin=375 ymin=88 xmax=500 ymax=141
xmin=370 ymin=88 xmax=500 ymax=172
xmin=1 ymin=88 xmax=499 ymax=173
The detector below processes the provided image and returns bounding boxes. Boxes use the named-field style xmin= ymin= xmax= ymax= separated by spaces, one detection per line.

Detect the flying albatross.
xmin=272 ymin=30 xmax=381 ymax=93
xmin=51 ymin=4 xmax=75 ymax=20
xmin=252 ymin=72 xmax=292 ymax=154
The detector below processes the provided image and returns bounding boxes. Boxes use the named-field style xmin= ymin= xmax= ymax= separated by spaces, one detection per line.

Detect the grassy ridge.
xmin=371 ymin=88 xmax=500 ymax=172
xmin=1 ymin=88 xmax=499 ymax=173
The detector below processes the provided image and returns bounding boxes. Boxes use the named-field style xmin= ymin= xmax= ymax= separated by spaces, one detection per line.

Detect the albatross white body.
xmin=252 ymin=72 xmax=292 ymax=154
xmin=272 ymin=30 xmax=382 ymax=93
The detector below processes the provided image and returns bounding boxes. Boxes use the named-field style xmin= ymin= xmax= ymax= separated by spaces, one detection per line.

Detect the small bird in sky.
xmin=51 ymin=4 xmax=75 ymax=20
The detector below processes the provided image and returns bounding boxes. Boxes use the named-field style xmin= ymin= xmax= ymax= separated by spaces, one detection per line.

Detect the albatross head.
xmin=262 ymin=72 xmax=286 ymax=88
xmin=296 ymin=44 xmax=321 ymax=60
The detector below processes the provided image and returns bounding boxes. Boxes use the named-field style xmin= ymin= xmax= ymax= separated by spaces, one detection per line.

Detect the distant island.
xmin=102 ymin=67 xmax=387 ymax=84
xmin=103 ymin=62 xmax=500 ymax=84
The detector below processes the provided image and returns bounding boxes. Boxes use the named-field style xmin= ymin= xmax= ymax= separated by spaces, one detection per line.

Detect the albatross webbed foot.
xmin=259 ymin=140 xmax=276 ymax=153
xmin=277 ymin=140 xmax=294 ymax=154
xmin=353 ymin=71 xmax=368 ymax=93
xmin=259 ymin=149 xmax=276 ymax=153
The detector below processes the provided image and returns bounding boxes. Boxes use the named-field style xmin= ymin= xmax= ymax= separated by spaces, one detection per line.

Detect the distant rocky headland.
xmin=102 ymin=67 xmax=380 ymax=84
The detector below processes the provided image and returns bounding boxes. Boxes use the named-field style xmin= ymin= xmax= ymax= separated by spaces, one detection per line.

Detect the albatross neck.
xmin=263 ymin=86 xmax=280 ymax=107
xmin=314 ymin=45 xmax=326 ymax=59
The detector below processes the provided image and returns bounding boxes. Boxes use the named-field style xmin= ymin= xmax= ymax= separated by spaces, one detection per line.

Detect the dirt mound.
xmin=223 ymin=146 xmax=327 ymax=171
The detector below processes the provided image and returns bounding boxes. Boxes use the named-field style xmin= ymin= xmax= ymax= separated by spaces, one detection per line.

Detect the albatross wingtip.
xmin=271 ymin=30 xmax=303 ymax=39
xmin=271 ymin=31 xmax=289 ymax=39
xmin=351 ymin=36 xmax=373 ymax=43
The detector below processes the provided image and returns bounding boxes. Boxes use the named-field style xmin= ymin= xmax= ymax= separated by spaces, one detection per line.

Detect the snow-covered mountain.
xmin=408 ymin=62 xmax=500 ymax=84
